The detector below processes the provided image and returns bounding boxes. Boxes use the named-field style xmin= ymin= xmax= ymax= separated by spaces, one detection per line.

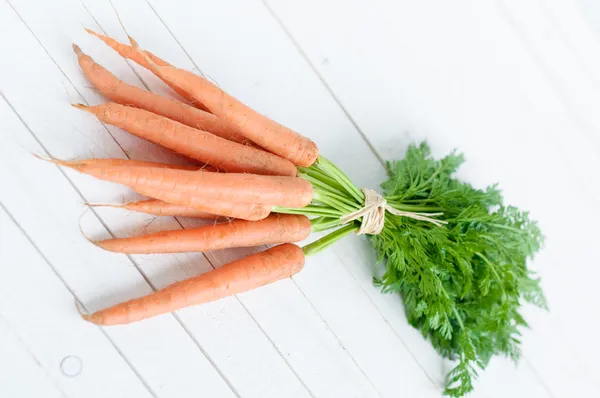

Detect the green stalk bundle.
xmin=276 ymin=142 xmax=547 ymax=396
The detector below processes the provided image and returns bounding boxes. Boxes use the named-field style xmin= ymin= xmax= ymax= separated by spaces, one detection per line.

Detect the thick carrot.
xmin=82 ymin=243 xmax=305 ymax=325
xmin=52 ymin=159 xmax=312 ymax=208
xmin=96 ymin=214 xmax=310 ymax=253
xmin=84 ymin=28 xmax=208 ymax=111
xmin=73 ymin=44 xmax=248 ymax=144
xmin=74 ymin=102 xmax=297 ymax=177
xmin=90 ymin=199 xmax=216 ymax=219
xmin=135 ymin=50 xmax=319 ymax=167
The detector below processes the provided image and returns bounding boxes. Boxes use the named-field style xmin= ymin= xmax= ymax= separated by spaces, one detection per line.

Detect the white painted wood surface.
xmin=1 ymin=0 xmax=598 ymax=397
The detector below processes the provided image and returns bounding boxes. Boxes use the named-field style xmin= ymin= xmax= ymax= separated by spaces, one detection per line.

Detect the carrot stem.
xmin=310 ymin=217 xmax=342 ymax=233
xmin=302 ymin=223 xmax=359 ymax=256
xmin=315 ymin=157 xmax=363 ymax=203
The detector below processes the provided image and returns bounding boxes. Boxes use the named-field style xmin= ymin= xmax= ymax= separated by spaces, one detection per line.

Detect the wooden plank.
xmin=0 ymin=206 xmax=152 ymax=398
xmin=543 ymin=0 xmax=600 ymax=93
xmin=496 ymin=0 xmax=600 ymax=386
xmin=0 ymin=318 xmax=66 ymax=398
xmin=264 ymin=0 xmax=600 ymax=396
xmin=499 ymin=0 xmax=600 ymax=150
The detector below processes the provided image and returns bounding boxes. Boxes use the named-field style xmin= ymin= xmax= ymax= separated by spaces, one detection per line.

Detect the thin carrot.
xmin=89 ymin=199 xmax=216 ymax=219
xmin=82 ymin=243 xmax=305 ymax=325
xmin=66 ymin=157 xmax=200 ymax=171
xmin=51 ymin=159 xmax=312 ymax=208
xmin=135 ymin=187 xmax=271 ymax=221
xmin=73 ymin=44 xmax=249 ymax=144
xmin=74 ymin=102 xmax=296 ymax=177
xmin=132 ymin=44 xmax=319 ymax=167
xmin=95 ymin=214 xmax=310 ymax=254
xmin=84 ymin=28 xmax=209 ymax=111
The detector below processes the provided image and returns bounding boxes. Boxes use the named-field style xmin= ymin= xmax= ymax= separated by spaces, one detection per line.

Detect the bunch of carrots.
xmin=44 ymin=25 xmax=545 ymax=397
xmin=56 ymin=30 xmax=324 ymax=325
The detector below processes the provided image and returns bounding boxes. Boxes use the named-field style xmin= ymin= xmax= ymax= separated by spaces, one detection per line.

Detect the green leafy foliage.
xmin=275 ymin=142 xmax=546 ymax=396
xmin=371 ymin=142 xmax=546 ymax=396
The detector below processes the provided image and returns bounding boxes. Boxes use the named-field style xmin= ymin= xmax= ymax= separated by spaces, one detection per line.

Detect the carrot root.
xmin=86 ymin=200 xmax=217 ymax=219
xmin=82 ymin=243 xmax=305 ymax=325
xmin=95 ymin=214 xmax=311 ymax=253
xmin=74 ymin=102 xmax=297 ymax=177
xmin=46 ymin=158 xmax=311 ymax=208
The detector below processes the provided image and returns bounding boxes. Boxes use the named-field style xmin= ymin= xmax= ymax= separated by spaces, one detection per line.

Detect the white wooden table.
xmin=1 ymin=1 xmax=599 ymax=397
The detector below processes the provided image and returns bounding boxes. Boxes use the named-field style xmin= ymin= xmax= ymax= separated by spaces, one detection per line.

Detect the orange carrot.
xmin=73 ymin=44 xmax=249 ymax=144
xmin=89 ymin=199 xmax=217 ymax=219
xmin=84 ymin=28 xmax=209 ymax=111
xmin=52 ymin=159 xmax=312 ymax=208
xmin=68 ymin=157 xmax=200 ymax=171
xmin=136 ymin=187 xmax=271 ymax=221
xmin=95 ymin=214 xmax=310 ymax=254
xmin=74 ymin=102 xmax=296 ymax=177
xmin=82 ymin=243 xmax=305 ymax=325
xmin=133 ymin=47 xmax=319 ymax=167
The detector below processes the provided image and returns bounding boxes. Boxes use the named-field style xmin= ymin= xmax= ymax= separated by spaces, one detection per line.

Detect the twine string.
xmin=339 ymin=188 xmax=448 ymax=235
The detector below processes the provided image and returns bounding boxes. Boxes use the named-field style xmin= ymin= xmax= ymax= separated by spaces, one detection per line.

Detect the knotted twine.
xmin=339 ymin=188 xmax=448 ymax=235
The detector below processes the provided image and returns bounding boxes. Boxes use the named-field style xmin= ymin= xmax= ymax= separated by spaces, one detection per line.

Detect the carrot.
xmin=133 ymin=46 xmax=319 ymax=167
xmin=84 ymin=28 xmax=209 ymax=111
xmin=66 ymin=157 xmax=200 ymax=171
xmin=95 ymin=214 xmax=310 ymax=253
xmin=73 ymin=44 xmax=249 ymax=145
xmin=74 ymin=102 xmax=297 ymax=177
xmin=82 ymin=243 xmax=305 ymax=325
xmin=51 ymin=158 xmax=312 ymax=208
xmin=89 ymin=199 xmax=217 ymax=219
xmin=135 ymin=187 xmax=271 ymax=221
xmin=35 ymin=154 xmax=202 ymax=171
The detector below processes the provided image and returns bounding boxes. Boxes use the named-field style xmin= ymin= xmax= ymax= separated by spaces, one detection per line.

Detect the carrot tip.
xmin=71 ymin=103 xmax=89 ymax=111
xmin=127 ymin=35 xmax=138 ymax=47
xmin=84 ymin=27 xmax=98 ymax=36
xmin=31 ymin=153 xmax=50 ymax=162
xmin=84 ymin=203 xmax=119 ymax=209
xmin=72 ymin=43 xmax=83 ymax=56
xmin=77 ymin=212 xmax=104 ymax=248
xmin=130 ymin=39 xmax=158 ymax=69
xmin=74 ymin=299 xmax=93 ymax=322
xmin=33 ymin=154 xmax=72 ymax=168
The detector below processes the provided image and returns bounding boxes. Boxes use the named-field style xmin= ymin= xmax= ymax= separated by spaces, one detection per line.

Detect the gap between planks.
xmin=495 ymin=0 xmax=600 ymax=153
